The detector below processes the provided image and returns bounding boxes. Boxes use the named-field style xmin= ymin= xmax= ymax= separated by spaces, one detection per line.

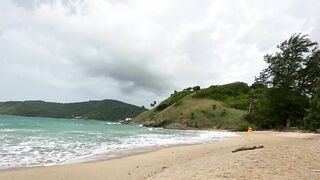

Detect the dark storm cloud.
xmin=1 ymin=0 xmax=320 ymax=106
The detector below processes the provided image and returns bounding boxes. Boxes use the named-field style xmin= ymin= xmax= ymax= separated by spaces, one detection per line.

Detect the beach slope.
xmin=0 ymin=131 xmax=319 ymax=180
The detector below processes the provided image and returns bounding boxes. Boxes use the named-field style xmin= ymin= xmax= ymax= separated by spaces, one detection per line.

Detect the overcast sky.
xmin=1 ymin=0 xmax=320 ymax=106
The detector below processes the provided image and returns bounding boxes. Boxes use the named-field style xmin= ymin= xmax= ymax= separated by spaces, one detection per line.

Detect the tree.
xmin=184 ymin=87 xmax=192 ymax=91
xmin=246 ymin=86 xmax=274 ymax=129
xmin=298 ymin=51 xmax=320 ymax=95
xmin=192 ymin=86 xmax=201 ymax=91
xmin=150 ymin=101 xmax=157 ymax=108
xmin=304 ymin=83 xmax=320 ymax=131
xmin=255 ymin=33 xmax=320 ymax=128
xmin=267 ymin=88 xmax=309 ymax=128
xmin=256 ymin=33 xmax=320 ymax=95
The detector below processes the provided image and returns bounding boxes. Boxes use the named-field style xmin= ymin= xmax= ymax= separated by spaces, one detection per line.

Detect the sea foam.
xmin=0 ymin=115 xmax=237 ymax=170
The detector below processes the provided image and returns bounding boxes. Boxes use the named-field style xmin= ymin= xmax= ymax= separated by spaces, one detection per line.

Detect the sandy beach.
xmin=0 ymin=131 xmax=319 ymax=180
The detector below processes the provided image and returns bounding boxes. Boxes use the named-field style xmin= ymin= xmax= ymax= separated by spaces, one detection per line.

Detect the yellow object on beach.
xmin=247 ymin=127 xmax=253 ymax=133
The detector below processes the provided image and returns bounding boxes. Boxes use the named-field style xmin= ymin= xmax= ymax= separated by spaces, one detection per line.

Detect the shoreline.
xmin=0 ymin=131 xmax=237 ymax=172
xmin=0 ymin=116 xmax=238 ymax=172
xmin=0 ymin=143 xmax=199 ymax=172
xmin=1 ymin=131 xmax=319 ymax=180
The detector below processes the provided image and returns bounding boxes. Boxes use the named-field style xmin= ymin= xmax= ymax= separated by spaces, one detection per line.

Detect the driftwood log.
xmin=232 ymin=145 xmax=264 ymax=153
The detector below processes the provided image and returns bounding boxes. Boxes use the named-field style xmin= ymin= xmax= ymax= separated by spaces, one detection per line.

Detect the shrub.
xmin=303 ymin=116 xmax=320 ymax=131
xmin=192 ymin=86 xmax=201 ymax=91
xmin=155 ymin=103 xmax=168 ymax=111
xmin=212 ymin=104 xmax=217 ymax=110
xmin=191 ymin=112 xmax=195 ymax=120
xmin=174 ymin=100 xmax=183 ymax=107
xmin=155 ymin=90 xmax=192 ymax=111
xmin=221 ymin=109 xmax=226 ymax=116
xmin=303 ymin=87 xmax=320 ymax=131
xmin=197 ymin=82 xmax=250 ymax=98
xmin=236 ymin=121 xmax=257 ymax=131
xmin=224 ymin=94 xmax=249 ymax=110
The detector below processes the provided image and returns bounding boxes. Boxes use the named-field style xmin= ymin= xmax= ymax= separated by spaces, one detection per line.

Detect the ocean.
xmin=0 ymin=115 xmax=237 ymax=170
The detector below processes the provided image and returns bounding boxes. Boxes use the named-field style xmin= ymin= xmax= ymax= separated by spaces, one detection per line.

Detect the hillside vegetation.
xmin=135 ymin=82 xmax=251 ymax=130
xmin=137 ymin=34 xmax=320 ymax=131
xmin=0 ymin=99 xmax=144 ymax=121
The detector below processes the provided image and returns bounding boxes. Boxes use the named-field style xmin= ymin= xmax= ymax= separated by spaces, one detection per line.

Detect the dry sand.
xmin=0 ymin=131 xmax=319 ymax=180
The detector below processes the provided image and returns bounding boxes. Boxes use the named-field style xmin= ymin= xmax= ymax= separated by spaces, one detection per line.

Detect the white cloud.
xmin=1 ymin=0 xmax=320 ymax=106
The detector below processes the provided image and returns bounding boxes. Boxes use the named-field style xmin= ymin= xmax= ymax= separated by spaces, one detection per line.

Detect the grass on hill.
xmin=192 ymin=82 xmax=251 ymax=110
xmin=155 ymin=90 xmax=193 ymax=111
xmin=135 ymin=95 xmax=250 ymax=130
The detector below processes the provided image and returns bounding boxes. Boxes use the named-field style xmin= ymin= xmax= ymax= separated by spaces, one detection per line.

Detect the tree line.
xmin=144 ymin=33 xmax=320 ymax=131
xmin=248 ymin=33 xmax=320 ymax=130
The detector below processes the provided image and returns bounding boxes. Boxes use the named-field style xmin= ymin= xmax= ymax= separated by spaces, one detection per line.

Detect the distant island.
xmin=0 ymin=99 xmax=144 ymax=121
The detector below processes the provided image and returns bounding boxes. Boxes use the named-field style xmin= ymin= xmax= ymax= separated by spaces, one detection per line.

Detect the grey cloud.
xmin=1 ymin=0 xmax=320 ymax=106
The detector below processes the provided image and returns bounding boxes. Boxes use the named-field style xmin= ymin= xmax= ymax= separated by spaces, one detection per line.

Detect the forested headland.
xmin=0 ymin=99 xmax=144 ymax=121
xmin=135 ymin=34 xmax=320 ymax=131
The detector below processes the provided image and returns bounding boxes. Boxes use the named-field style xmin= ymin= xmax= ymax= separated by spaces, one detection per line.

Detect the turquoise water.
xmin=0 ymin=115 xmax=237 ymax=170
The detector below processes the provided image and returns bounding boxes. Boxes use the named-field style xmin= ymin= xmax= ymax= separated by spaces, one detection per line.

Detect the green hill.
xmin=0 ymin=99 xmax=144 ymax=121
xmin=134 ymin=82 xmax=252 ymax=130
